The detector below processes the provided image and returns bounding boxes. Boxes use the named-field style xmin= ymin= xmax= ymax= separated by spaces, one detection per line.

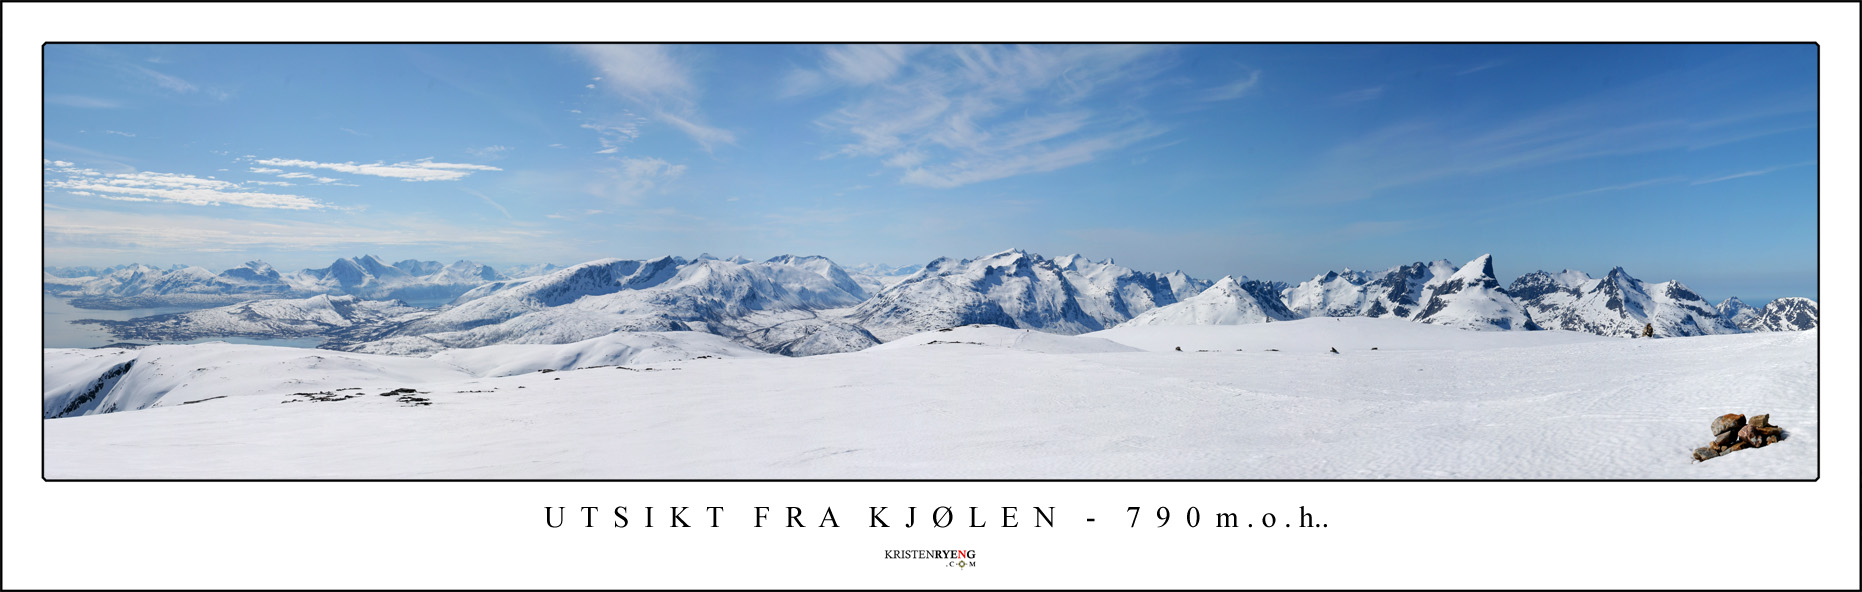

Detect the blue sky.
xmin=42 ymin=43 xmax=1818 ymax=302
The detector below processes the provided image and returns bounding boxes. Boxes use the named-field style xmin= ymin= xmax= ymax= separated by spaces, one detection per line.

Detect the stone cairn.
xmin=1692 ymin=413 xmax=1784 ymax=462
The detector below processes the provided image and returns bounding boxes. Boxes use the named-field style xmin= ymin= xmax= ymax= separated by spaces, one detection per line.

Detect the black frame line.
xmin=39 ymin=41 xmax=1822 ymax=483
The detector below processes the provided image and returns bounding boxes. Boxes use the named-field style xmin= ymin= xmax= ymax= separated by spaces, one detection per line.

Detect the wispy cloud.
xmin=254 ymin=157 xmax=501 ymax=182
xmin=581 ymin=113 xmax=646 ymax=154
xmin=48 ymin=95 xmax=122 ymax=109
xmin=589 ymin=156 xmax=686 ymax=204
xmin=656 ymin=111 xmax=736 ymax=150
xmin=1198 ymin=69 xmax=1261 ymax=102
xmin=462 ymin=187 xmax=513 ymax=219
xmin=276 ymin=172 xmax=340 ymax=184
xmin=1334 ymin=86 xmax=1385 ymax=104
xmin=806 ymin=44 xmax=1175 ymax=188
xmin=1456 ymin=60 xmax=1506 ymax=76
xmin=1542 ymin=176 xmax=1686 ymax=202
xmin=1287 ymin=63 xmax=1815 ymax=203
xmin=44 ymin=162 xmax=331 ymax=210
xmin=1691 ymin=161 xmax=1815 ymax=185
xmin=821 ymin=44 xmax=918 ymax=87
xmin=102 ymin=130 xmax=136 ymax=138
xmin=340 ymin=127 xmax=368 ymax=137
xmin=572 ymin=45 xmax=735 ymax=151
xmin=466 ymin=145 xmax=512 ymax=160
xmin=572 ymin=45 xmax=692 ymax=103
xmin=133 ymin=65 xmax=196 ymax=93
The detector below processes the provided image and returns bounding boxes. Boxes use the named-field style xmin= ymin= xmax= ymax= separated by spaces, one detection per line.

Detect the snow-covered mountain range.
xmin=44 ymin=256 xmax=529 ymax=308
xmin=848 ymin=249 xmax=1211 ymax=340
xmin=1122 ymin=275 xmax=1294 ymax=327
xmin=50 ymin=250 xmax=1817 ymax=357
xmin=337 ymin=254 xmax=874 ymax=355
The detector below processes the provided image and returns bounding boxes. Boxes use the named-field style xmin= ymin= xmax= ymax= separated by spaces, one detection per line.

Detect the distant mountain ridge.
xmin=45 ymin=256 xmax=525 ymax=308
xmin=54 ymin=250 xmax=1817 ymax=358
xmin=848 ymin=249 xmax=1212 ymax=340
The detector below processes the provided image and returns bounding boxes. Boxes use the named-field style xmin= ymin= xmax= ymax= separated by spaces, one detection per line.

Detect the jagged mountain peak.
xmin=1412 ymin=254 xmax=1535 ymax=331
xmin=1744 ymin=297 xmax=1819 ymax=332
xmin=1452 ymin=254 xmax=1496 ymax=282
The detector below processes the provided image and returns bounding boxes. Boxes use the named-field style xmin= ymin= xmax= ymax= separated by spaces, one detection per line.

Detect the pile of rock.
xmin=1692 ymin=413 xmax=1784 ymax=462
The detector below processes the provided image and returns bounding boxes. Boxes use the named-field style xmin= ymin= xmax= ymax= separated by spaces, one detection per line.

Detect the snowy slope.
xmin=1282 ymin=269 xmax=1375 ymax=317
xmin=427 ymin=331 xmax=775 ymax=377
xmin=737 ymin=317 xmax=882 ymax=357
xmin=870 ymin=324 xmax=1141 ymax=354
xmin=44 ymin=321 xmax=1816 ymax=478
xmin=42 ymin=343 xmax=476 ymax=418
xmin=77 ymin=294 xmax=428 ymax=342
xmin=43 ymin=332 xmax=767 ymax=418
xmin=1411 ymin=254 xmax=1539 ymax=330
xmin=1119 ymin=276 xmax=1296 ymax=327
xmin=1093 ymin=316 xmax=1603 ymax=352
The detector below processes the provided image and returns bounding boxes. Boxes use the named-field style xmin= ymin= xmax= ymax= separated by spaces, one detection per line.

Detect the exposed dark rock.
xmin=1711 ymin=429 xmax=1739 ymax=449
xmin=1710 ymin=414 xmax=1746 ymax=436
xmin=1694 ymin=412 xmax=1784 ymax=461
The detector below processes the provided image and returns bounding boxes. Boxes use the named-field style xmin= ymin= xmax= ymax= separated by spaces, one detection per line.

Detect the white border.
xmin=6 ymin=3 xmax=1858 ymax=588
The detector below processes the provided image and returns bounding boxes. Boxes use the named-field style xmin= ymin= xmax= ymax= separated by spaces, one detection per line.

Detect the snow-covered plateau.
xmin=43 ymin=318 xmax=1817 ymax=479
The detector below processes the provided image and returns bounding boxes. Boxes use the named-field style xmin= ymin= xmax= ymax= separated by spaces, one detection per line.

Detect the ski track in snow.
xmin=43 ymin=319 xmax=1817 ymax=479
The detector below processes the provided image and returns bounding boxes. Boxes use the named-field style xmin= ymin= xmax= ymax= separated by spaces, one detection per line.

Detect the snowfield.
xmin=43 ymin=318 xmax=1816 ymax=479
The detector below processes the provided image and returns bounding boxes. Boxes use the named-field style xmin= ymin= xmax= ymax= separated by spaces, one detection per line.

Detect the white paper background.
xmin=6 ymin=4 xmax=1857 ymax=588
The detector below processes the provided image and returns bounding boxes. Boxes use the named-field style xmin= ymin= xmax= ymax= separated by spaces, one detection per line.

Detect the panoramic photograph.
xmin=40 ymin=43 xmax=1818 ymax=479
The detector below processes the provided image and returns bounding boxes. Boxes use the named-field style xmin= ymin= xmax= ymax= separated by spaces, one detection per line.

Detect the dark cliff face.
xmin=1505 ymin=271 xmax=1567 ymax=302
xmin=1238 ymin=279 xmax=1298 ymax=321
xmin=1369 ymin=262 xmax=1428 ymax=308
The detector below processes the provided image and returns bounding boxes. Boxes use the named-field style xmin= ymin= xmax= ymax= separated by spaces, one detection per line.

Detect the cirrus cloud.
xmin=253 ymin=157 xmax=502 ymax=182
xmin=802 ymin=44 xmax=1175 ymax=188
xmin=44 ymin=162 xmax=331 ymax=210
xmin=571 ymin=45 xmax=736 ymax=152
